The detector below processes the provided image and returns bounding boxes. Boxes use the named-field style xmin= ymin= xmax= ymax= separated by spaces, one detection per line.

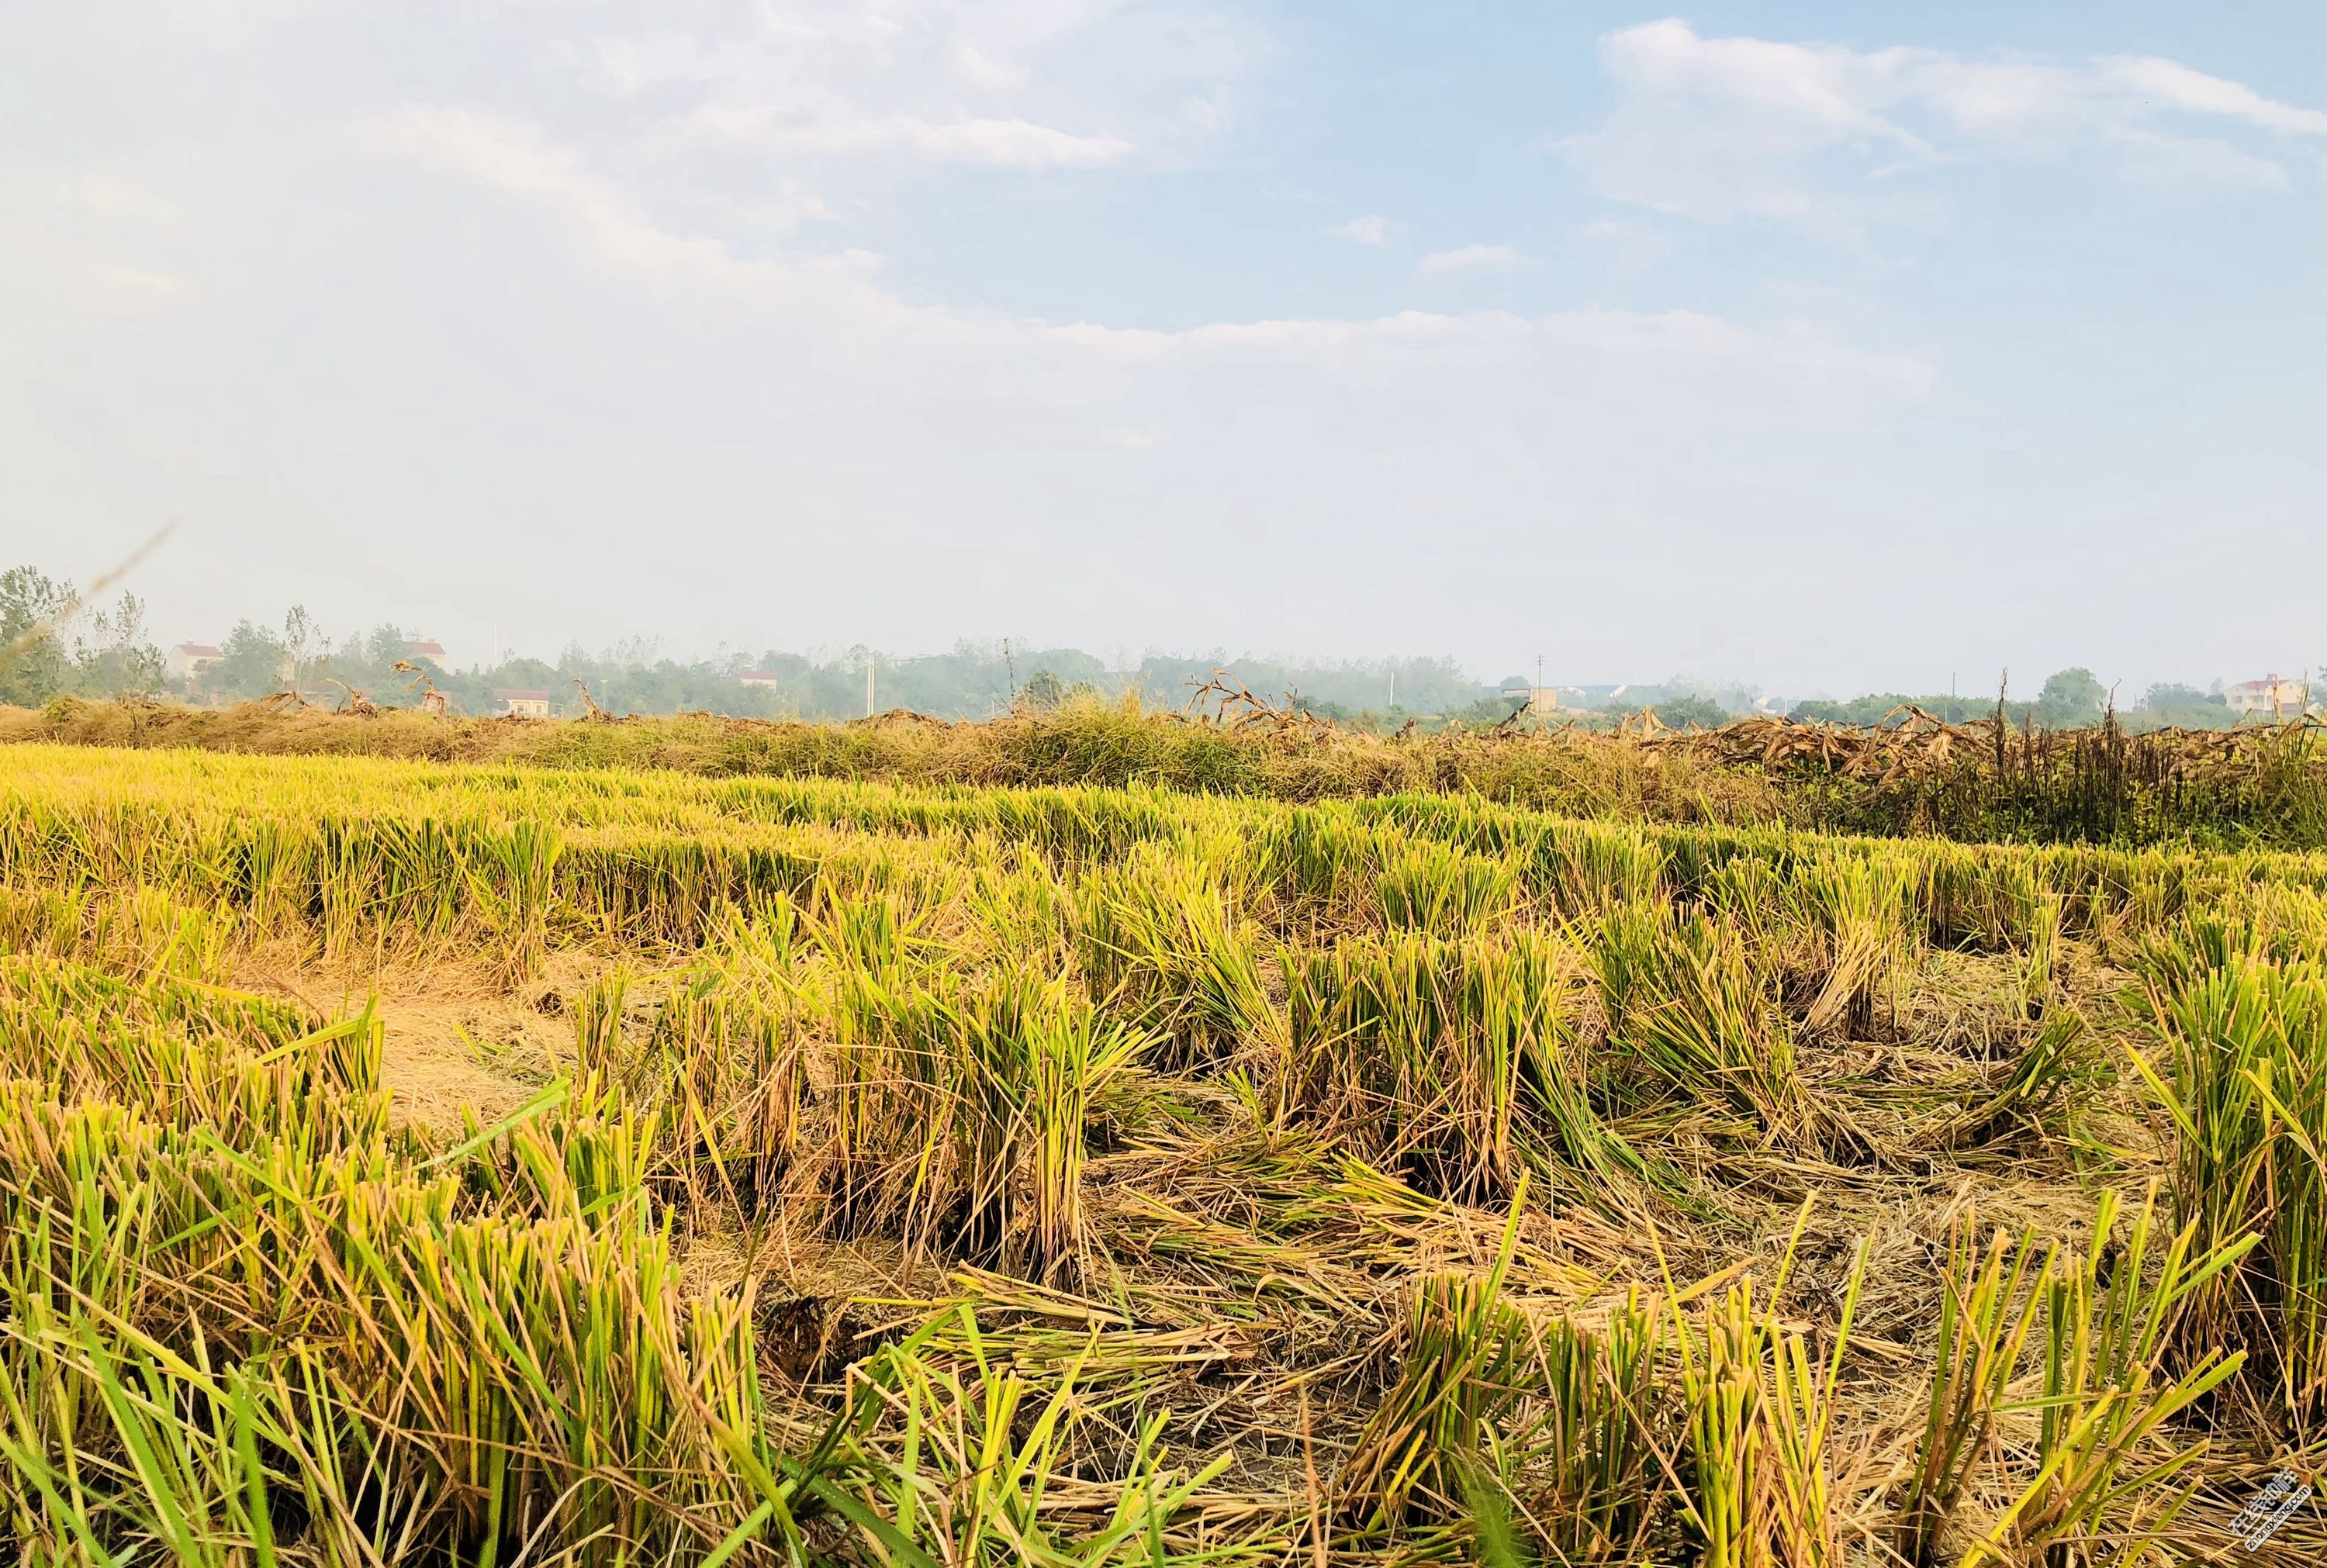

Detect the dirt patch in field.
xmin=227 ymin=946 xmax=590 ymax=1134
xmin=370 ymin=987 xmax=548 ymax=1133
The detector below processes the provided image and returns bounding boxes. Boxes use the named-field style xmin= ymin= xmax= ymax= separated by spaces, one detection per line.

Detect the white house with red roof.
xmin=2225 ymin=674 xmax=2310 ymax=715
xmin=166 ymin=642 xmax=223 ymax=683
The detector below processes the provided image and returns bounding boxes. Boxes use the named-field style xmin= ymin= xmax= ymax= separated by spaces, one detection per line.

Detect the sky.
xmin=2 ymin=2 xmax=2321 ymax=696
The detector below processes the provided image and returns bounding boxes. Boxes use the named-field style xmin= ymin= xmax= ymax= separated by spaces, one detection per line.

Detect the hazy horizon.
xmin=117 ymin=615 xmax=2313 ymax=706
xmin=23 ymin=554 xmax=2301 ymax=710
xmin=6 ymin=3 xmax=2321 ymax=694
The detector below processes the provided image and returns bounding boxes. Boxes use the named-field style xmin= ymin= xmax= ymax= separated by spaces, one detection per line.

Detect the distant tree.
xmin=363 ymin=624 xmax=411 ymax=671
xmin=282 ymin=605 xmax=330 ymax=689
xmin=1788 ymin=692 xmax=1986 ymax=727
xmin=605 ymin=634 xmax=660 ymax=671
xmin=320 ymin=623 xmax=419 ymax=707
xmin=1451 ymin=692 xmax=1527 ymax=727
xmin=1022 ymin=668 xmax=1065 ymax=710
xmin=1650 ymin=694 xmax=1728 ymax=730
xmin=0 ymin=566 xmax=73 ymax=706
xmin=2035 ymin=668 xmax=2106 ymax=728
xmin=214 ymin=620 xmax=290 ymax=699
xmin=73 ymin=592 xmax=164 ymax=697
xmin=1663 ymin=675 xmax=1760 ymax=714
xmin=2139 ymin=682 xmax=2218 ymax=711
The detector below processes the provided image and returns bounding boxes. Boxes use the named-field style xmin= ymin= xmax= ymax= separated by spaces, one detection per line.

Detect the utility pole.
xmin=1388 ymin=669 xmax=1395 ymax=709
xmin=865 ymin=655 xmax=876 ymax=719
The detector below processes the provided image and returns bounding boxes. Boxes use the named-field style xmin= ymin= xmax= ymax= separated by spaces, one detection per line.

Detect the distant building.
xmin=493 ymin=689 xmax=552 ymax=719
xmin=737 ymin=671 xmax=782 ymax=690
xmin=1498 ymin=682 xmax=1634 ymax=715
xmin=2225 ymin=675 xmax=2308 ymax=715
xmin=167 ymin=643 xmax=223 ymax=683
xmin=402 ymin=640 xmax=447 ymax=666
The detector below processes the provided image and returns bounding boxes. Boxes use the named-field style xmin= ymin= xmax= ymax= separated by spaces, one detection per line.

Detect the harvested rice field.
xmin=5 ymin=728 xmax=2326 ymax=1564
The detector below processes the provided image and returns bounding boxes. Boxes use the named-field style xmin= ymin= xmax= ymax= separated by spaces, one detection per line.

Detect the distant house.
xmin=2225 ymin=675 xmax=2308 ymax=715
xmin=166 ymin=643 xmax=223 ymax=683
xmin=492 ymin=689 xmax=552 ymax=719
xmin=1496 ymin=682 xmax=1631 ymax=715
xmin=402 ymin=640 xmax=447 ymax=666
xmin=736 ymin=671 xmax=783 ymax=690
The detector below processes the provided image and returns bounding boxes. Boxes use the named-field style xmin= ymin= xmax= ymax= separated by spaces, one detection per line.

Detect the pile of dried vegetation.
xmin=11 ymin=692 xmax=2327 ymax=849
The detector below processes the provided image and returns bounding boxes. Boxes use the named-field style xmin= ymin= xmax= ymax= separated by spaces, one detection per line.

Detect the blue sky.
xmin=3 ymin=2 xmax=2321 ymax=696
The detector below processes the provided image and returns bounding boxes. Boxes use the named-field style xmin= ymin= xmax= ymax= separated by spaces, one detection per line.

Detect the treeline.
xmin=1784 ymin=668 xmax=2294 ymax=734
xmin=0 ymin=569 xmax=168 ymax=707
xmin=0 ymin=563 xmax=2303 ymax=732
xmin=0 ymin=567 xmax=1516 ymax=724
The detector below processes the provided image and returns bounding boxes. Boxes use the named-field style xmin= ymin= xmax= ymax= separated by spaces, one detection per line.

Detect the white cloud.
xmin=1416 ymin=243 xmax=1528 ymax=276
xmin=1567 ymin=19 xmax=2327 ymax=233
xmin=2107 ymin=127 xmax=2290 ymax=191
xmin=0 ymin=157 xmax=196 ymax=310
xmin=581 ymin=0 xmax=1250 ymax=187
xmin=1331 ymin=214 xmax=1399 ymax=245
xmin=1180 ymin=94 xmax=1233 ymax=135
xmin=691 ymin=108 xmax=1132 ymax=168
xmin=949 ymin=40 xmax=1030 ymax=94
xmin=378 ymin=108 xmax=826 ymax=300
xmin=376 ymin=109 xmax=1929 ymax=418
xmin=1046 ymin=309 xmax=1536 ymax=373
xmin=2101 ymin=57 xmax=2327 ymax=136
xmin=1537 ymin=307 xmax=1935 ymax=399
xmin=1598 ymin=19 xmax=1930 ymax=153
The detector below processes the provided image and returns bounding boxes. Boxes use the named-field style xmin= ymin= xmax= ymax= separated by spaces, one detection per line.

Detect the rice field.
xmin=3 ymin=736 xmax=2325 ymax=1563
